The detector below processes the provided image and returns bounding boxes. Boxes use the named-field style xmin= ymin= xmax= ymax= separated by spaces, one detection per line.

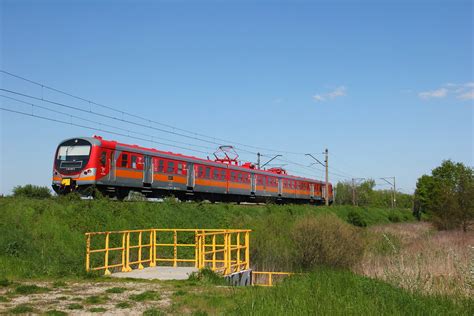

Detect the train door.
xmin=251 ymin=173 xmax=256 ymax=193
xmin=187 ymin=162 xmax=195 ymax=189
xmin=278 ymin=178 xmax=283 ymax=196
xmin=107 ymin=150 xmax=118 ymax=181
xmin=310 ymin=183 xmax=314 ymax=198
xmin=143 ymin=155 xmax=153 ymax=185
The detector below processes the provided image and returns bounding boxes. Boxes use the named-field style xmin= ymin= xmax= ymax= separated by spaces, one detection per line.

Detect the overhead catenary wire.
xmin=1 ymin=70 xmax=359 ymax=181
xmin=0 ymin=70 xmax=308 ymax=155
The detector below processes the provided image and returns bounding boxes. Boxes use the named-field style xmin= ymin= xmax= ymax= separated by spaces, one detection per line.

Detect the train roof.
xmin=59 ymin=136 xmax=328 ymax=185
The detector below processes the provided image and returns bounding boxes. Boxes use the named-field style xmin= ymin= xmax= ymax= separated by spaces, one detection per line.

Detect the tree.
xmin=414 ymin=160 xmax=473 ymax=231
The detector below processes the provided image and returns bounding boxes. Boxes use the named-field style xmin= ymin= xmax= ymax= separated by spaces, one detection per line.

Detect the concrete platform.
xmin=111 ymin=266 xmax=199 ymax=280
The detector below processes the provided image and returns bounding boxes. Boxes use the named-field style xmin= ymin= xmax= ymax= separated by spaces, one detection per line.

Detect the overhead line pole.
xmin=380 ymin=177 xmax=396 ymax=208
xmin=306 ymin=150 xmax=329 ymax=206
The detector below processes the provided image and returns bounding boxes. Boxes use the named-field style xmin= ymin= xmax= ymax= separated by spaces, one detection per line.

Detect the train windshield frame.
xmin=55 ymin=139 xmax=92 ymax=173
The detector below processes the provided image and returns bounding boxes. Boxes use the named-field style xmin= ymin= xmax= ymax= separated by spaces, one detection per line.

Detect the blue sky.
xmin=1 ymin=0 xmax=472 ymax=195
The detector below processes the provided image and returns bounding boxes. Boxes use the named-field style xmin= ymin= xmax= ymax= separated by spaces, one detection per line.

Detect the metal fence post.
xmin=138 ymin=231 xmax=144 ymax=270
xmin=105 ymin=232 xmax=111 ymax=275
xmin=150 ymin=230 xmax=156 ymax=267
xmin=245 ymin=231 xmax=250 ymax=270
xmin=85 ymin=234 xmax=91 ymax=272
xmin=173 ymin=230 xmax=178 ymax=268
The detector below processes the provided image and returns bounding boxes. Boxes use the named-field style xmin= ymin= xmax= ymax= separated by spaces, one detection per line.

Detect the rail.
xmin=85 ymin=228 xmax=251 ymax=276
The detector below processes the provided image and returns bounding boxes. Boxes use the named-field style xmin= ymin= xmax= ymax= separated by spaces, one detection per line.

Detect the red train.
xmin=52 ymin=136 xmax=333 ymax=204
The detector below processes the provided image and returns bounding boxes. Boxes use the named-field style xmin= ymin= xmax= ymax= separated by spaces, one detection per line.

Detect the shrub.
xmin=12 ymin=184 xmax=51 ymax=199
xmin=292 ymin=214 xmax=365 ymax=269
xmin=347 ymin=210 xmax=367 ymax=227
xmin=388 ymin=213 xmax=401 ymax=223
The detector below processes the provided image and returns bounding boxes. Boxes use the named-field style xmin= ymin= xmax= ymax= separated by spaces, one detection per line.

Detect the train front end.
xmin=52 ymin=137 xmax=99 ymax=195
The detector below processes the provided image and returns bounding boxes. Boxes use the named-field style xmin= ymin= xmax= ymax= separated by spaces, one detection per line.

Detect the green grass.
xmin=105 ymin=286 xmax=127 ymax=294
xmin=84 ymin=295 xmax=108 ymax=304
xmin=129 ymin=290 xmax=161 ymax=301
xmin=230 ymin=269 xmax=473 ymax=315
xmin=116 ymin=301 xmax=132 ymax=308
xmin=14 ymin=284 xmax=50 ymax=294
xmin=0 ymin=295 xmax=10 ymax=302
xmin=0 ymin=197 xmax=413 ymax=279
xmin=44 ymin=310 xmax=68 ymax=316
xmin=89 ymin=307 xmax=107 ymax=312
xmin=9 ymin=304 xmax=34 ymax=314
xmin=143 ymin=308 xmax=166 ymax=316
xmin=66 ymin=303 xmax=83 ymax=310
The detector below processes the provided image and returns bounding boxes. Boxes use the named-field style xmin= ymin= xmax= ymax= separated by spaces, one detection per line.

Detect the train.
xmin=52 ymin=136 xmax=333 ymax=204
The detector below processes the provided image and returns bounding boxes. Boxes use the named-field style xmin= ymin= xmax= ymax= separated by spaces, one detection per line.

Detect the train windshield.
xmin=55 ymin=139 xmax=92 ymax=173
xmin=57 ymin=145 xmax=91 ymax=160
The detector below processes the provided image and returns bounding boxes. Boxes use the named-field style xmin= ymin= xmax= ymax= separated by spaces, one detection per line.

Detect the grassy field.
xmin=1 ymin=197 xmax=471 ymax=315
xmin=0 ymin=196 xmax=412 ymax=279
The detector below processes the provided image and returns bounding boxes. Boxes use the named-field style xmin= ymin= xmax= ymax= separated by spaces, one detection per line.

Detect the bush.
xmin=347 ymin=210 xmax=367 ymax=227
xmin=12 ymin=185 xmax=51 ymax=199
xmin=292 ymin=214 xmax=365 ymax=270
xmin=388 ymin=213 xmax=401 ymax=223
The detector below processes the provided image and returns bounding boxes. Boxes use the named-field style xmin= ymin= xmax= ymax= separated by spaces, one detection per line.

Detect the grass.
xmin=356 ymin=222 xmax=474 ymax=297
xmin=129 ymin=290 xmax=161 ymax=301
xmin=44 ymin=310 xmax=68 ymax=316
xmin=0 ymin=295 xmax=10 ymax=302
xmin=230 ymin=269 xmax=473 ymax=315
xmin=67 ymin=303 xmax=83 ymax=310
xmin=14 ymin=284 xmax=50 ymax=294
xmin=143 ymin=308 xmax=166 ymax=316
xmin=89 ymin=307 xmax=107 ymax=312
xmin=84 ymin=295 xmax=108 ymax=304
xmin=0 ymin=197 xmax=414 ymax=279
xmin=105 ymin=286 xmax=127 ymax=293
xmin=116 ymin=301 xmax=132 ymax=308
xmin=9 ymin=304 xmax=35 ymax=314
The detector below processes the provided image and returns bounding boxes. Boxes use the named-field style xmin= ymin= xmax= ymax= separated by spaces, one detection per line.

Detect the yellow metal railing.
xmin=252 ymin=271 xmax=293 ymax=286
xmin=85 ymin=228 xmax=251 ymax=276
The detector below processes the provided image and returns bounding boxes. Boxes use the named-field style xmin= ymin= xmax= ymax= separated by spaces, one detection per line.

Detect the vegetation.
xmin=129 ymin=290 xmax=161 ymax=301
xmin=335 ymin=179 xmax=413 ymax=208
xmin=231 ymin=269 xmax=473 ymax=315
xmin=12 ymin=184 xmax=51 ymax=199
xmin=292 ymin=214 xmax=364 ymax=269
xmin=0 ymin=196 xmax=413 ymax=279
xmin=414 ymin=160 xmax=473 ymax=231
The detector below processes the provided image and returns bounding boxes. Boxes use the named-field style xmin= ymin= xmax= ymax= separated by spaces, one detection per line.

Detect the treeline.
xmin=335 ymin=179 xmax=413 ymax=209
xmin=414 ymin=160 xmax=473 ymax=232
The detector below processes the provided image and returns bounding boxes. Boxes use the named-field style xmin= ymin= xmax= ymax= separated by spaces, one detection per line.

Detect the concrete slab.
xmin=111 ymin=266 xmax=199 ymax=280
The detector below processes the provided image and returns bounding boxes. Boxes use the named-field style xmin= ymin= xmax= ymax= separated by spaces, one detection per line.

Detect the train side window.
xmin=238 ymin=173 xmax=242 ymax=183
xmin=177 ymin=163 xmax=183 ymax=175
xmin=131 ymin=156 xmax=137 ymax=169
xmin=220 ymin=170 xmax=226 ymax=180
xmin=205 ymin=167 xmax=211 ymax=179
xmin=121 ymin=153 xmax=128 ymax=168
xmin=100 ymin=152 xmax=107 ymax=166
xmin=158 ymin=159 xmax=164 ymax=172
xmin=167 ymin=161 xmax=175 ymax=173
xmin=197 ymin=166 xmax=203 ymax=178
xmin=213 ymin=169 xmax=219 ymax=180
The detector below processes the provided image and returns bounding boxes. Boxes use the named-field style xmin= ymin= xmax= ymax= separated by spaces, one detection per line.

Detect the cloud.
xmin=418 ymin=88 xmax=448 ymax=99
xmin=457 ymin=90 xmax=474 ymax=100
xmin=419 ymin=82 xmax=474 ymax=101
xmin=313 ymin=86 xmax=346 ymax=102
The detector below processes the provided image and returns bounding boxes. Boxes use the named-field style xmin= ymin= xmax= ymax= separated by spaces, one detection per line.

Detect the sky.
xmin=0 ymin=0 xmax=472 ymax=195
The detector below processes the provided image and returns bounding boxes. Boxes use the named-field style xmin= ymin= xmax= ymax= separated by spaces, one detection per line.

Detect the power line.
xmin=0 ymin=69 xmax=308 ymax=155
xmin=0 ymin=106 xmax=214 ymax=156
xmin=0 ymin=95 xmax=221 ymax=153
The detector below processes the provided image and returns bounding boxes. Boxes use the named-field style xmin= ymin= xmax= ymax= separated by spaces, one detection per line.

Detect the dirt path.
xmin=0 ymin=279 xmax=172 ymax=315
